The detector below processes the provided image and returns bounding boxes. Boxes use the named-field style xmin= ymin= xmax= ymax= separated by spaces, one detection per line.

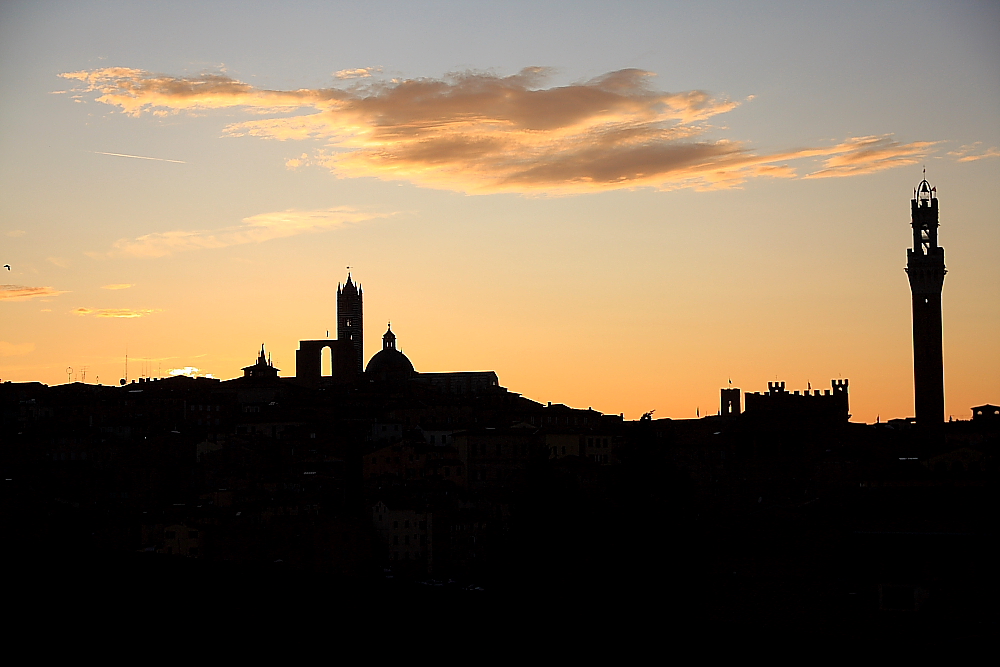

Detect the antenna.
xmin=66 ymin=366 xmax=73 ymax=383
xmin=124 ymin=346 xmax=128 ymax=384
xmin=80 ymin=366 xmax=89 ymax=382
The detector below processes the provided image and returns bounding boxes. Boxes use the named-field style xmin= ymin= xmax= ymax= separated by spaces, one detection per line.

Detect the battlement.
xmin=739 ymin=379 xmax=850 ymax=425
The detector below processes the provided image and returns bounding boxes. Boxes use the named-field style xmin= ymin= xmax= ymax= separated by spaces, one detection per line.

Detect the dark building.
xmin=337 ymin=273 xmax=363 ymax=373
xmin=720 ymin=387 xmax=741 ymax=419
xmin=365 ymin=324 xmax=416 ymax=383
xmin=906 ymin=176 xmax=946 ymax=428
xmin=741 ymin=379 xmax=849 ymax=425
xmin=241 ymin=344 xmax=279 ymax=380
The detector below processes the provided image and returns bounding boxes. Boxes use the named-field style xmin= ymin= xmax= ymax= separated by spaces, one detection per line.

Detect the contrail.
xmin=92 ymin=151 xmax=186 ymax=164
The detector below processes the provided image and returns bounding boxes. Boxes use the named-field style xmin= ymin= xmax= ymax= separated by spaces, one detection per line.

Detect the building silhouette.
xmin=740 ymin=379 xmax=849 ymax=425
xmin=906 ymin=176 xmax=946 ymax=428
xmin=337 ymin=273 xmax=364 ymax=373
xmin=241 ymin=344 xmax=279 ymax=380
xmin=365 ymin=323 xmax=416 ymax=383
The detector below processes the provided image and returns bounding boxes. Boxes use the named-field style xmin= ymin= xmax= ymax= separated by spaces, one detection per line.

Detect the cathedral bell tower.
xmin=905 ymin=175 xmax=946 ymax=428
xmin=337 ymin=272 xmax=363 ymax=373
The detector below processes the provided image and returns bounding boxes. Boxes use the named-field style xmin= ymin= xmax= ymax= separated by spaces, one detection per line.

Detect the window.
xmin=393 ymin=536 xmax=399 ymax=545
xmin=404 ymin=520 xmax=410 ymax=528
xmin=404 ymin=535 xmax=410 ymax=545
xmin=189 ymin=530 xmax=199 ymax=538
xmin=393 ymin=521 xmax=398 ymax=528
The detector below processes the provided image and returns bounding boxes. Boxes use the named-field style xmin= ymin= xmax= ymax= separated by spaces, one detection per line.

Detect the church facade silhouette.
xmin=290 ymin=272 xmax=500 ymax=394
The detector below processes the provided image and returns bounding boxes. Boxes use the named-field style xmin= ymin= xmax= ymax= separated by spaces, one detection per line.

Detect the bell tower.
xmin=905 ymin=175 xmax=946 ymax=428
xmin=337 ymin=272 xmax=363 ymax=373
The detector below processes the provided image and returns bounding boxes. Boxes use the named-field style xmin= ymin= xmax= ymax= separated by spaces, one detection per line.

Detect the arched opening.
xmin=321 ymin=346 xmax=332 ymax=377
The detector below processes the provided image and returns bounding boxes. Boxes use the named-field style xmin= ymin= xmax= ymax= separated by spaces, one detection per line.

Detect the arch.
xmin=321 ymin=346 xmax=332 ymax=377
xmin=295 ymin=339 xmax=359 ymax=385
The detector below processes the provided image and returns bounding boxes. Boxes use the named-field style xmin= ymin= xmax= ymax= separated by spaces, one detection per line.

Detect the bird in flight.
xmin=3 ymin=265 xmax=10 ymax=270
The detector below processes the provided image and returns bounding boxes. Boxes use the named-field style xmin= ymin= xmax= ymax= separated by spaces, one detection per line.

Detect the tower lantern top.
xmin=383 ymin=322 xmax=396 ymax=350
xmin=915 ymin=178 xmax=936 ymax=206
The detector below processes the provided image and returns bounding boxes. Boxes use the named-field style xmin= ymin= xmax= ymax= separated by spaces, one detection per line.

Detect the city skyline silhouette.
xmin=0 ymin=2 xmax=996 ymax=641
xmin=1 ymin=2 xmax=997 ymax=425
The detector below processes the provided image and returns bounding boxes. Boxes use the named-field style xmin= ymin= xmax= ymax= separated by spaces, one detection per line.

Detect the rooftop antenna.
xmin=80 ymin=366 xmax=89 ymax=382
xmin=66 ymin=366 xmax=73 ymax=383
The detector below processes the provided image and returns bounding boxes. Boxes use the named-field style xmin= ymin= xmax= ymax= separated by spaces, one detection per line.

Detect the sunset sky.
xmin=1 ymin=0 xmax=998 ymax=422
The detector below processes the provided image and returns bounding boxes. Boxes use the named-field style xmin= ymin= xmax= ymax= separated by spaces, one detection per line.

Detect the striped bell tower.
xmin=337 ymin=271 xmax=363 ymax=373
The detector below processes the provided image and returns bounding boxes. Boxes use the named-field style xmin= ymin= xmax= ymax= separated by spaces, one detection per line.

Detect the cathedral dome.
xmin=365 ymin=324 xmax=415 ymax=382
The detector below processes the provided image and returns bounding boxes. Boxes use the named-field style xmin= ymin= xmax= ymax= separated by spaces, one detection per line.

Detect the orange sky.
xmin=2 ymin=1 xmax=998 ymax=422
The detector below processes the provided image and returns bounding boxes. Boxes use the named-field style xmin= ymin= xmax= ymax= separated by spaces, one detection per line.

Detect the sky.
xmin=1 ymin=0 xmax=998 ymax=422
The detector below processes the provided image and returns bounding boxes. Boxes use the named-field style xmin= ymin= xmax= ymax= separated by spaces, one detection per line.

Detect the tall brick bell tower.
xmin=337 ymin=272 xmax=363 ymax=373
xmin=905 ymin=174 xmax=946 ymax=428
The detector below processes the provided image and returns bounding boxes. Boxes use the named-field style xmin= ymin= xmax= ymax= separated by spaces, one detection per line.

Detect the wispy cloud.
xmin=334 ymin=67 xmax=380 ymax=80
xmin=947 ymin=142 xmax=1000 ymax=163
xmin=62 ymin=66 xmax=937 ymax=194
xmin=168 ymin=366 xmax=215 ymax=378
xmin=73 ymin=307 xmax=160 ymax=318
xmin=102 ymin=283 xmax=133 ymax=290
xmin=5 ymin=230 xmax=26 ymax=237
xmin=109 ymin=206 xmax=385 ymax=257
xmin=92 ymin=151 xmax=186 ymax=164
xmin=0 ymin=341 xmax=35 ymax=357
xmin=47 ymin=256 xmax=70 ymax=268
xmin=1 ymin=285 xmax=68 ymax=301
xmin=802 ymin=136 xmax=939 ymax=179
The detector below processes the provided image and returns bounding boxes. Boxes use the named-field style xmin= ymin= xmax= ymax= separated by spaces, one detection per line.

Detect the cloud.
xmin=948 ymin=142 xmax=1000 ymax=162
xmin=47 ymin=256 xmax=70 ymax=268
xmin=0 ymin=341 xmax=34 ymax=357
xmin=109 ymin=206 xmax=384 ymax=257
xmin=6 ymin=230 xmax=25 ymax=237
xmin=1 ymin=285 xmax=68 ymax=301
xmin=73 ymin=307 xmax=160 ymax=318
xmin=62 ymin=66 xmax=938 ymax=194
xmin=102 ymin=283 xmax=133 ymax=290
xmin=168 ymin=366 xmax=214 ymax=378
xmin=802 ymin=136 xmax=939 ymax=179
xmin=334 ymin=67 xmax=380 ymax=80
